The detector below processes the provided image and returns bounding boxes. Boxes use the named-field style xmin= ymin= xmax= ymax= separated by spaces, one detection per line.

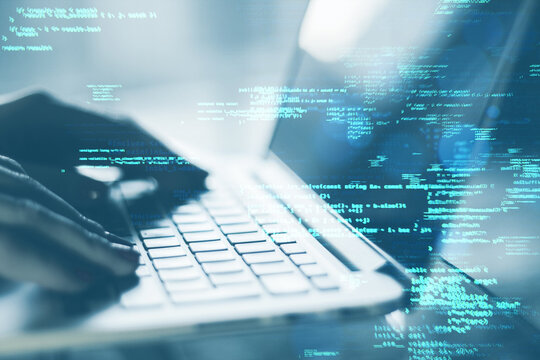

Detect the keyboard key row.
xmin=135 ymin=199 xmax=340 ymax=300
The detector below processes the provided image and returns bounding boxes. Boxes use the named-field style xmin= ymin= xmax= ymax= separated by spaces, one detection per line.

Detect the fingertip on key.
xmin=110 ymin=243 xmax=140 ymax=274
xmin=105 ymin=231 xmax=133 ymax=246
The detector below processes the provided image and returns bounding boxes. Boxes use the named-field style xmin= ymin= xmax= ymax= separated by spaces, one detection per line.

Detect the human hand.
xmin=0 ymin=92 xmax=208 ymax=205
xmin=0 ymin=154 xmax=139 ymax=292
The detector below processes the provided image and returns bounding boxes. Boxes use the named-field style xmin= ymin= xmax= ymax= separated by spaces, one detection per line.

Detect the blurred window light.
xmin=299 ymin=0 xmax=389 ymax=63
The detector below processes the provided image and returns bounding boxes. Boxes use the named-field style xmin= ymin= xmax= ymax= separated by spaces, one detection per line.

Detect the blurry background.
xmin=0 ymin=0 xmax=308 ymax=155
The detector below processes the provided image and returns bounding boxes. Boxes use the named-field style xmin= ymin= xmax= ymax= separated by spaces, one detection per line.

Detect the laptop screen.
xmin=269 ymin=0 xmax=539 ymax=267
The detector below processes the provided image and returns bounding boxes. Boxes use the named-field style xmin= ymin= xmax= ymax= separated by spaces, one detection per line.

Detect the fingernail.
xmin=112 ymin=243 xmax=140 ymax=263
xmin=105 ymin=232 xmax=133 ymax=246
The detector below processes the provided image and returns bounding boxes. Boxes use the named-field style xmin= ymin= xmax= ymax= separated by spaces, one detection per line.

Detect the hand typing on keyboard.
xmin=0 ymin=92 xmax=208 ymax=292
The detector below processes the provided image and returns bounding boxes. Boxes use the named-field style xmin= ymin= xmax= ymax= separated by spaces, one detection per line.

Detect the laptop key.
xmin=270 ymin=233 xmax=295 ymax=244
xmin=279 ymin=243 xmax=306 ymax=255
xmin=260 ymin=274 xmax=310 ymax=295
xmin=250 ymin=262 xmax=295 ymax=276
xmin=209 ymin=271 xmax=252 ymax=286
xmin=242 ymin=251 xmax=282 ymax=264
xmin=183 ymin=231 xmax=221 ymax=242
xmin=213 ymin=215 xmax=252 ymax=225
xmin=195 ymin=250 xmax=235 ymax=263
xmin=158 ymin=267 xmax=201 ymax=282
xmin=177 ymin=222 xmax=214 ymax=233
xmin=220 ymin=223 xmax=259 ymax=235
xmin=289 ymin=253 xmax=316 ymax=266
xmin=140 ymin=227 xmax=175 ymax=239
xmin=227 ymin=232 xmax=267 ymax=244
xmin=153 ymin=256 xmax=192 ymax=269
xmin=148 ymin=247 xmax=186 ymax=259
xmin=202 ymin=260 xmax=244 ymax=274
xmin=262 ymin=224 xmax=286 ymax=235
xmin=299 ymin=264 xmax=327 ymax=277
xmin=143 ymin=237 xmax=180 ymax=248
xmin=311 ymin=276 xmax=339 ymax=291
xmin=235 ymin=241 xmax=274 ymax=254
xmin=120 ymin=277 xmax=164 ymax=308
xmin=172 ymin=214 xmax=209 ymax=224
xmin=189 ymin=240 xmax=228 ymax=253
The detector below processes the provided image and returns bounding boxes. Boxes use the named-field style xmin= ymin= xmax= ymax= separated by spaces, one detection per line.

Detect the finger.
xmin=113 ymin=119 xmax=209 ymax=191
xmin=0 ymin=165 xmax=107 ymax=237
xmin=0 ymin=155 xmax=26 ymax=174
xmin=104 ymin=232 xmax=133 ymax=246
xmin=0 ymin=229 xmax=94 ymax=292
xmin=0 ymin=194 xmax=139 ymax=276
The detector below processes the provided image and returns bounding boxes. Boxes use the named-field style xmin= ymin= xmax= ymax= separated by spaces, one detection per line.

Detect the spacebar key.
xmin=172 ymin=285 xmax=260 ymax=305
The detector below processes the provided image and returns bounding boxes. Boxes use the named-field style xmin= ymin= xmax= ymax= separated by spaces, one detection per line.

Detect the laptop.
xmin=0 ymin=0 xmax=536 ymax=356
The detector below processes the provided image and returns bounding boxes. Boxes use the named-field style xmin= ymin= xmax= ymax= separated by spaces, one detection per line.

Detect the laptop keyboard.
xmin=120 ymin=190 xmax=340 ymax=308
